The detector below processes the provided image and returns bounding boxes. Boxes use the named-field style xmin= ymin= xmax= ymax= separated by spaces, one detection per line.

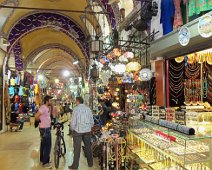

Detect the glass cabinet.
xmin=127 ymin=120 xmax=212 ymax=170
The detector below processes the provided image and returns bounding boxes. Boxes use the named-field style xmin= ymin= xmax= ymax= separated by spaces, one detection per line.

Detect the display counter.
xmin=127 ymin=120 xmax=212 ymax=170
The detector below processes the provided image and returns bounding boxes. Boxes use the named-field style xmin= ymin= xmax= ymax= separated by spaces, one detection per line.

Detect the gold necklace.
xmin=187 ymin=62 xmax=200 ymax=71
xmin=185 ymin=69 xmax=200 ymax=79
xmin=169 ymin=71 xmax=184 ymax=80
xmin=170 ymin=86 xmax=184 ymax=94
xmin=169 ymin=62 xmax=184 ymax=71
xmin=205 ymin=62 xmax=212 ymax=73
xmin=169 ymin=80 xmax=184 ymax=88
xmin=169 ymin=75 xmax=184 ymax=83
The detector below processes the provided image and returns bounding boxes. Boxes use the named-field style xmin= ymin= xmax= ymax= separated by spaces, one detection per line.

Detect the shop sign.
xmin=178 ymin=26 xmax=190 ymax=46
xmin=198 ymin=14 xmax=212 ymax=38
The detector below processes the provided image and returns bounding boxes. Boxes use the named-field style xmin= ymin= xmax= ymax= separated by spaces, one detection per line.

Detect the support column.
xmin=155 ymin=58 xmax=165 ymax=106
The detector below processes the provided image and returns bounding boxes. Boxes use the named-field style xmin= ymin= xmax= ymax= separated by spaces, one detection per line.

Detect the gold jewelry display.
xmin=169 ymin=60 xmax=184 ymax=105
xmin=127 ymin=121 xmax=211 ymax=170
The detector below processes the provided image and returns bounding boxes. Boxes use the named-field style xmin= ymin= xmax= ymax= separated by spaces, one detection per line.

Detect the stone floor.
xmin=0 ymin=122 xmax=100 ymax=170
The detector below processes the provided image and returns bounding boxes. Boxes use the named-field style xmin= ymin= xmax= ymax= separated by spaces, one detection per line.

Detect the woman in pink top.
xmin=35 ymin=95 xmax=53 ymax=169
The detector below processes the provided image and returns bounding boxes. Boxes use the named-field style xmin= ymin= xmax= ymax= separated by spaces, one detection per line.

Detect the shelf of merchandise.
xmin=127 ymin=120 xmax=212 ymax=170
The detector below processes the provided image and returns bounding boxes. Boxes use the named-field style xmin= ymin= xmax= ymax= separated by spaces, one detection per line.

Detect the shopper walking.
xmin=35 ymin=95 xmax=53 ymax=169
xmin=68 ymin=96 xmax=94 ymax=170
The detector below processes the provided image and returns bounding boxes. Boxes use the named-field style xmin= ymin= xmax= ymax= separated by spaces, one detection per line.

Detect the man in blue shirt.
xmin=68 ymin=97 xmax=94 ymax=170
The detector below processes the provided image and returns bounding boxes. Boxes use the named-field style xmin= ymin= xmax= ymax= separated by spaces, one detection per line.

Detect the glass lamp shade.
xmin=187 ymin=54 xmax=194 ymax=64
xmin=139 ymin=68 xmax=152 ymax=81
xmin=207 ymin=55 xmax=212 ymax=65
xmin=113 ymin=48 xmax=121 ymax=57
xmin=124 ymin=51 xmax=134 ymax=59
xmin=90 ymin=64 xmax=99 ymax=82
xmin=126 ymin=62 xmax=141 ymax=72
xmin=120 ymin=8 xmax=125 ymax=21
xmin=91 ymin=40 xmax=103 ymax=52
xmin=112 ymin=102 xmax=119 ymax=108
xmin=107 ymin=51 xmax=115 ymax=60
xmin=114 ymin=63 xmax=126 ymax=74
xmin=175 ymin=56 xmax=184 ymax=63
xmin=119 ymin=55 xmax=128 ymax=62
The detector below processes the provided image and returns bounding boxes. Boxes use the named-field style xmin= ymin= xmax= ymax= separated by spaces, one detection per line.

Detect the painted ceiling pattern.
xmin=8 ymin=12 xmax=89 ymax=57
xmin=13 ymin=41 xmax=23 ymax=70
xmin=1 ymin=0 xmax=136 ymax=78
xmin=7 ymin=12 xmax=90 ymax=74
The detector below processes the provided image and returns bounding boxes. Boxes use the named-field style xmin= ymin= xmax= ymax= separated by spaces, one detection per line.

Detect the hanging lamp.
xmin=126 ymin=62 xmax=141 ymax=72
xmin=114 ymin=63 xmax=126 ymax=74
xmin=175 ymin=56 xmax=184 ymax=63
xmin=139 ymin=68 xmax=152 ymax=81
xmin=113 ymin=47 xmax=121 ymax=57
xmin=124 ymin=51 xmax=134 ymax=59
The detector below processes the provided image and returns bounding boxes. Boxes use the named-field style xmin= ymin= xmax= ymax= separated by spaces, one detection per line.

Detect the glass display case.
xmin=186 ymin=110 xmax=212 ymax=135
xmin=127 ymin=120 xmax=212 ymax=170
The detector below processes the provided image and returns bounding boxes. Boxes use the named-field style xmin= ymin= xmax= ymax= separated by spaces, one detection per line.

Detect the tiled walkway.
xmin=0 ymin=122 xmax=100 ymax=170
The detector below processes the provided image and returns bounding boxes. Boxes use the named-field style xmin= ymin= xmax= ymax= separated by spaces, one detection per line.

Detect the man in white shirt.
xmin=68 ymin=96 xmax=94 ymax=170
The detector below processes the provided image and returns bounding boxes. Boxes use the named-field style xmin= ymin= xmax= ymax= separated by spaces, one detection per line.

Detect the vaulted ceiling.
xmin=0 ymin=0 xmax=135 ymax=82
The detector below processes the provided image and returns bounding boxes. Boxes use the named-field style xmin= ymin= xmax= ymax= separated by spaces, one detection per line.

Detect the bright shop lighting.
xmin=55 ymin=79 xmax=59 ymax=84
xmin=63 ymin=70 xmax=70 ymax=77
xmin=73 ymin=60 xmax=79 ymax=65
xmin=114 ymin=63 xmax=126 ymax=74
xmin=37 ymin=74 xmax=44 ymax=80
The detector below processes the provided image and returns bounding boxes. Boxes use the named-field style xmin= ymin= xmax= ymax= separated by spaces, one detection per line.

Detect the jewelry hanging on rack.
xmin=206 ymin=66 xmax=212 ymax=104
xmin=202 ymin=79 xmax=208 ymax=99
xmin=169 ymin=60 xmax=184 ymax=105
xmin=169 ymin=62 xmax=185 ymax=71
xmin=169 ymin=70 xmax=184 ymax=78
xmin=185 ymin=62 xmax=200 ymax=79
xmin=170 ymin=84 xmax=184 ymax=93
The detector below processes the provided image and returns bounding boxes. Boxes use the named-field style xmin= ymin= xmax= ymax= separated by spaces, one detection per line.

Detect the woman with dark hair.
xmin=35 ymin=95 xmax=53 ymax=169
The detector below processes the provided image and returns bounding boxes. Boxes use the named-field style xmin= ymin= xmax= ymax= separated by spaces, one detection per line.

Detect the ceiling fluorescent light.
xmin=73 ymin=60 xmax=79 ymax=65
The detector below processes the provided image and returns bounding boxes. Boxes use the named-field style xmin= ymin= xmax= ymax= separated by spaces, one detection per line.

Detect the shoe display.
xmin=43 ymin=163 xmax=52 ymax=169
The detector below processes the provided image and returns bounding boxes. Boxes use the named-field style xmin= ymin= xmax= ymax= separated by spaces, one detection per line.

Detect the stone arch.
xmin=5 ymin=12 xmax=90 ymax=72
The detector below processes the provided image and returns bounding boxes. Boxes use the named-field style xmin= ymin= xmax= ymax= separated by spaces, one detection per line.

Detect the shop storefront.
xmin=88 ymin=11 xmax=211 ymax=170
xmin=129 ymin=12 xmax=212 ymax=170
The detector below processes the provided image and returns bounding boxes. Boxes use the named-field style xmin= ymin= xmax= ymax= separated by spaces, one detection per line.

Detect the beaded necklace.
xmin=202 ymin=79 xmax=208 ymax=98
